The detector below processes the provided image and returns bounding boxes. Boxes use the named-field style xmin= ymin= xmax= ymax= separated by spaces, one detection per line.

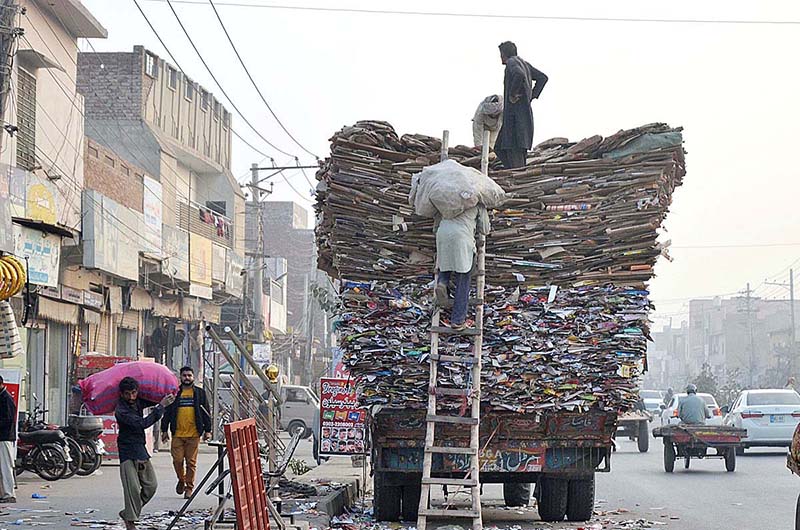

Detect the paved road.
xmin=1 ymin=431 xmax=797 ymax=529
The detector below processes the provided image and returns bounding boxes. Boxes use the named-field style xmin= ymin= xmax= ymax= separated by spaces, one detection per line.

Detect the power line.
xmin=207 ymin=0 xmax=318 ymax=159
xmin=142 ymin=1 xmax=800 ymax=26
xmin=130 ymin=0 xmax=277 ymax=161
xmin=152 ymin=0 xmax=306 ymax=160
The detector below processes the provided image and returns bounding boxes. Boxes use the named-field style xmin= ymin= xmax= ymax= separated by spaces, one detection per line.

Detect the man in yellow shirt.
xmin=160 ymin=367 xmax=211 ymax=498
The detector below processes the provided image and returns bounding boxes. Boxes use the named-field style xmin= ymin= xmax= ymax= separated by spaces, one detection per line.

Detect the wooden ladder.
xmin=417 ymin=131 xmax=490 ymax=530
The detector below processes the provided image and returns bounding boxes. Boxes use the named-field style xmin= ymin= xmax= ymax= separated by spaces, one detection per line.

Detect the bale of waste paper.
xmin=409 ymin=159 xmax=507 ymax=219
xmin=79 ymin=361 xmax=179 ymax=415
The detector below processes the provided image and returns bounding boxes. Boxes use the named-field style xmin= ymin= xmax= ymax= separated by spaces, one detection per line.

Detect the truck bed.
xmin=372 ymin=408 xmax=615 ymax=479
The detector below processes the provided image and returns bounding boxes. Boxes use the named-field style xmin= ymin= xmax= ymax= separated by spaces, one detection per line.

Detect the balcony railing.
xmin=177 ymin=199 xmax=234 ymax=247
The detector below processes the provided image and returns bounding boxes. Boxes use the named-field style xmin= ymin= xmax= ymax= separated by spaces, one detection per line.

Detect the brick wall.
xmin=77 ymin=47 xmax=143 ymax=120
xmin=84 ymin=138 xmax=144 ymax=213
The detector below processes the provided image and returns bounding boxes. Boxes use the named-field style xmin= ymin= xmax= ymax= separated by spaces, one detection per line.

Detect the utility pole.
xmin=740 ymin=283 xmax=757 ymax=387
xmin=765 ymin=268 xmax=796 ymax=377
xmin=248 ymin=162 xmax=277 ymax=492
xmin=0 ymin=1 xmax=18 ymax=152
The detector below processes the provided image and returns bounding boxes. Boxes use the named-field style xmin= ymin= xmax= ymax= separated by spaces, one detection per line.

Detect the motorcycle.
xmin=21 ymin=402 xmax=82 ymax=479
xmin=16 ymin=406 xmax=71 ymax=481
xmin=61 ymin=414 xmax=105 ymax=476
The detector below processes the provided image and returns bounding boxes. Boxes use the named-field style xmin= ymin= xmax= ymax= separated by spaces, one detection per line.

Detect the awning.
xmin=108 ymin=286 xmax=123 ymax=315
xmin=130 ymin=287 xmax=153 ymax=311
xmin=200 ymin=301 xmax=221 ymax=324
xmin=181 ymin=298 xmax=201 ymax=321
xmin=152 ymin=297 xmax=180 ymax=319
xmin=83 ymin=308 xmax=101 ymax=326
xmin=38 ymin=297 xmax=79 ymax=325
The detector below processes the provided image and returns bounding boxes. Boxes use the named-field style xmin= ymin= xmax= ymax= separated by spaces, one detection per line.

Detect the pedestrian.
xmin=494 ymin=40 xmax=548 ymax=169
xmin=786 ymin=377 xmax=797 ymax=391
xmin=434 ymin=206 xmax=491 ymax=330
xmin=116 ymin=377 xmax=175 ymax=530
xmin=472 ymin=94 xmax=503 ymax=148
xmin=160 ymin=367 xmax=212 ymax=499
xmin=0 ymin=375 xmax=16 ymax=503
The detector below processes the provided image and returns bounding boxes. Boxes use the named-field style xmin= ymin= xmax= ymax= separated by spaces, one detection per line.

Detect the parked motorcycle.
xmin=21 ymin=403 xmax=83 ymax=479
xmin=15 ymin=407 xmax=71 ymax=481
xmin=61 ymin=414 xmax=105 ymax=476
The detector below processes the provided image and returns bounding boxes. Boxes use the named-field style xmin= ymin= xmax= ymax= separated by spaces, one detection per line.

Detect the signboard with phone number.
xmin=318 ymin=377 xmax=366 ymax=456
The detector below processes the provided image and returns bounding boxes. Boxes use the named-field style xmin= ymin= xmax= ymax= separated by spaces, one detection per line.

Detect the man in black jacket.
xmin=495 ymin=41 xmax=549 ymax=169
xmin=0 ymin=375 xmax=16 ymax=503
xmin=116 ymin=377 xmax=175 ymax=530
xmin=160 ymin=367 xmax=211 ymax=498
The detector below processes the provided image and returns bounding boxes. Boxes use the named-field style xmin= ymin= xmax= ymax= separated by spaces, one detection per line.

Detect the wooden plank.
xmin=427 ymin=414 xmax=479 ymax=425
xmin=429 ymin=326 xmax=481 ymax=336
xmin=430 ymin=353 xmax=477 ymax=364
xmin=418 ymin=508 xmax=480 ymax=518
xmin=425 ymin=446 xmax=478 ymax=455
xmin=422 ymin=477 xmax=478 ymax=487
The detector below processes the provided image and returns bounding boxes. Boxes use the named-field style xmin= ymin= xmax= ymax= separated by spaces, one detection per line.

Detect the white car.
xmin=640 ymin=390 xmax=665 ymax=416
xmin=660 ymin=392 xmax=724 ymax=426
xmin=723 ymin=389 xmax=800 ymax=451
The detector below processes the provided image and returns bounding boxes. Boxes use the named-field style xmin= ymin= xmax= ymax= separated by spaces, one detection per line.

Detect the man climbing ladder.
xmin=416 ymin=131 xmax=495 ymax=530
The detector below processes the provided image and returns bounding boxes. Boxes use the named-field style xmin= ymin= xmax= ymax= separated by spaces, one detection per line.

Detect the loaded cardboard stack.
xmin=316 ymin=121 xmax=684 ymax=413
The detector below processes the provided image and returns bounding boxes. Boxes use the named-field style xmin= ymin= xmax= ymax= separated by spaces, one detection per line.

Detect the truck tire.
xmin=725 ymin=447 xmax=736 ymax=472
xmin=566 ymin=476 xmax=595 ymax=522
xmin=537 ymin=477 xmax=568 ymax=522
xmin=637 ymin=421 xmax=649 ymax=453
xmin=373 ymin=472 xmax=401 ymax=521
xmin=401 ymin=482 xmax=422 ymax=521
xmin=663 ymin=441 xmax=675 ymax=473
xmin=503 ymin=483 xmax=531 ymax=507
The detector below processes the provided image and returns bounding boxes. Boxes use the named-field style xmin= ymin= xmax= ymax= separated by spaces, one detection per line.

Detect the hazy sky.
xmin=81 ymin=0 xmax=800 ymax=324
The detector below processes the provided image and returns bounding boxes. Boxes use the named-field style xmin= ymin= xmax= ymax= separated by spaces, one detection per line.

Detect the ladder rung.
xmin=430 ymin=353 xmax=477 ymax=364
xmin=425 ymin=446 xmax=477 ymax=455
xmin=427 ymin=414 xmax=479 ymax=425
xmin=422 ymin=477 xmax=478 ymax=487
xmin=430 ymin=326 xmax=481 ymax=336
xmin=435 ymin=387 xmax=471 ymax=396
xmin=418 ymin=508 xmax=480 ymax=518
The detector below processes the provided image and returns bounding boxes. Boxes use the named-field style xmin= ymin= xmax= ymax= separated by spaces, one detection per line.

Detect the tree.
xmin=691 ymin=363 xmax=718 ymax=398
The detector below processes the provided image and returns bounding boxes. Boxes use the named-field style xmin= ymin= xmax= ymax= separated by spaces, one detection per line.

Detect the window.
xmin=167 ymin=67 xmax=178 ymax=90
xmin=747 ymin=392 xmax=800 ymax=406
xmin=213 ymin=100 xmax=220 ymax=120
xmin=103 ymin=155 xmax=115 ymax=168
xmin=222 ymin=109 xmax=230 ymax=129
xmin=117 ymin=328 xmax=138 ymax=357
xmin=145 ymin=52 xmax=158 ymax=78
xmin=285 ymin=388 xmax=307 ymax=403
xmin=200 ymin=90 xmax=209 ymax=111
xmin=16 ymin=68 xmax=36 ymax=171
xmin=184 ymin=78 xmax=195 ymax=101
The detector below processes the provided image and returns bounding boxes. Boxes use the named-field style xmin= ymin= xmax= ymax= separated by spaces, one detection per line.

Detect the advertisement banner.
xmin=252 ymin=343 xmax=271 ymax=364
xmin=212 ymin=243 xmax=226 ymax=283
xmin=226 ymin=251 xmax=244 ymax=299
xmin=162 ymin=225 xmax=189 ymax=282
xmin=13 ymin=225 xmax=61 ymax=287
xmin=142 ymin=176 xmax=163 ymax=254
xmin=330 ymin=347 xmax=348 ymax=378
xmin=318 ymin=378 xmax=366 ymax=456
xmin=0 ymin=165 xmax=12 ymax=253
xmin=190 ymin=234 xmax=213 ymax=287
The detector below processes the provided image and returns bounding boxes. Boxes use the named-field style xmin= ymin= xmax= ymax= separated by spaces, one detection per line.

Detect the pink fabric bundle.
xmin=79 ymin=361 xmax=179 ymax=415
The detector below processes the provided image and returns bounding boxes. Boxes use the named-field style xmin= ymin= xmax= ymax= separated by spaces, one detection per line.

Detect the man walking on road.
xmin=116 ymin=377 xmax=175 ymax=530
xmin=495 ymin=41 xmax=548 ymax=169
xmin=161 ymin=367 xmax=212 ymax=499
xmin=0 ymin=376 xmax=16 ymax=503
